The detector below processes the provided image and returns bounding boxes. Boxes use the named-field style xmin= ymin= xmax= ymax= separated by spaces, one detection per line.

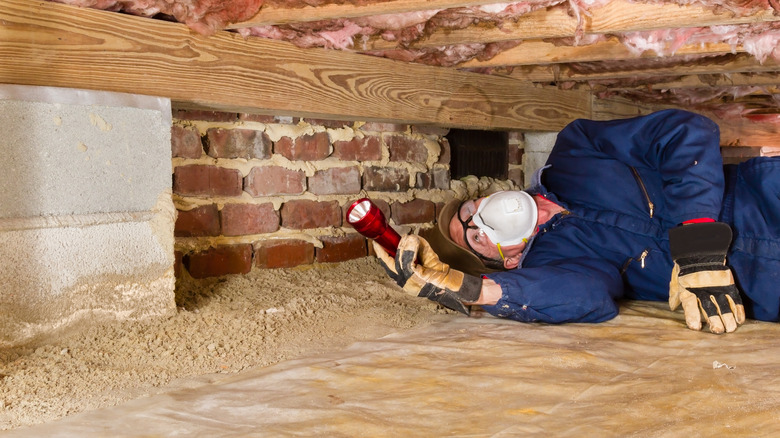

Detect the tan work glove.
xmin=668 ymin=222 xmax=746 ymax=334
xmin=373 ymin=235 xmax=482 ymax=315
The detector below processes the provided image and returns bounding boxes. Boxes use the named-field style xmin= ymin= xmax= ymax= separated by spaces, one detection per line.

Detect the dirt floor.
xmin=0 ymin=258 xmax=449 ymax=430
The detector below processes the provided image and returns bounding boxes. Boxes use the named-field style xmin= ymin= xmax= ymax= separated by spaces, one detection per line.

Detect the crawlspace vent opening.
xmin=446 ymin=129 xmax=508 ymax=180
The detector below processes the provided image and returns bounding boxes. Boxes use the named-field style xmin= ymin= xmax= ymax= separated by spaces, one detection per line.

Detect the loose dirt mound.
xmin=0 ymin=258 xmax=449 ymax=430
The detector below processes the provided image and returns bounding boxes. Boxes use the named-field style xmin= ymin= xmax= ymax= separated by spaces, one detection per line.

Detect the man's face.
xmin=448 ymin=197 xmax=527 ymax=264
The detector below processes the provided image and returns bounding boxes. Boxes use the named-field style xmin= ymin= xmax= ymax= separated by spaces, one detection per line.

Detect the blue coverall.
xmin=482 ymin=109 xmax=780 ymax=323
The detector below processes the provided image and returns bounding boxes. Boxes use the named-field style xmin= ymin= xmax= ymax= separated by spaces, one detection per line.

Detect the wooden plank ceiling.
xmin=231 ymin=0 xmax=780 ymax=116
xmin=1 ymin=0 xmax=779 ymax=145
xmin=228 ymin=0 xmax=780 ymax=145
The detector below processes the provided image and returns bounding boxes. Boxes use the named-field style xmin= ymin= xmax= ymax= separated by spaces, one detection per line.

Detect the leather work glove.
xmin=668 ymin=222 xmax=746 ymax=334
xmin=373 ymin=235 xmax=482 ymax=315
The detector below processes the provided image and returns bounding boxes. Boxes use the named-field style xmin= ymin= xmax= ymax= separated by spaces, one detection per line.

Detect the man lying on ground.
xmin=374 ymin=109 xmax=780 ymax=334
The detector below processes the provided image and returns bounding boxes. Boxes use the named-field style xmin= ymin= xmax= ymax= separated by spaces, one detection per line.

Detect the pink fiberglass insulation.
xmin=619 ymin=22 xmax=780 ymax=62
xmin=46 ymin=0 xmax=780 ymax=67
xmin=642 ymin=0 xmax=780 ymax=15
xmin=51 ymin=0 xmax=264 ymax=34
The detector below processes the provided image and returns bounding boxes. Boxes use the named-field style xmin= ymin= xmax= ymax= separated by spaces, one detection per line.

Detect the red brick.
xmin=275 ymin=132 xmax=331 ymax=161
xmin=332 ymin=136 xmax=381 ymax=161
xmin=255 ymin=239 xmax=314 ymax=269
xmin=174 ymin=250 xmax=183 ymax=278
xmin=302 ymin=118 xmax=351 ymax=129
xmin=281 ymin=200 xmax=342 ymax=229
xmin=391 ymin=199 xmax=436 ymax=224
xmin=412 ymin=125 xmax=450 ymax=136
xmin=220 ymin=203 xmax=279 ymax=236
xmin=434 ymin=201 xmax=446 ymax=222
xmin=387 ymin=135 xmax=428 ymax=162
xmin=173 ymin=109 xmax=237 ymax=123
xmin=344 ymin=198 xmax=391 ymax=230
xmin=316 ymin=234 xmax=367 ymax=263
xmin=244 ymin=166 xmax=306 ymax=196
xmin=175 ymin=204 xmax=220 ymax=237
xmin=507 ymin=145 xmax=524 ymax=165
xmin=239 ymin=113 xmax=276 ymax=123
xmin=437 ymin=137 xmax=451 ymax=165
xmin=360 ymin=122 xmax=408 ymax=132
xmin=171 ymin=125 xmax=202 ymax=158
xmin=173 ymin=165 xmax=243 ymax=197
xmin=432 ymin=167 xmax=450 ymax=189
xmin=183 ymin=244 xmax=253 ymax=278
xmin=239 ymin=114 xmax=299 ymax=124
xmin=204 ymin=128 xmax=271 ymax=159
xmin=308 ymin=166 xmax=360 ymax=195
xmin=416 ymin=172 xmax=433 ymax=189
xmin=362 ymin=167 xmax=410 ymax=192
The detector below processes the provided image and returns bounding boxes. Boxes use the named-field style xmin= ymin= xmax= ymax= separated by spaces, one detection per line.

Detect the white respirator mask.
xmin=471 ymin=191 xmax=538 ymax=248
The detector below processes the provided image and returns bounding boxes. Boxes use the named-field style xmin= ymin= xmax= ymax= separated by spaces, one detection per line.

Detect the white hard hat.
xmin=471 ymin=191 xmax=538 ymax=246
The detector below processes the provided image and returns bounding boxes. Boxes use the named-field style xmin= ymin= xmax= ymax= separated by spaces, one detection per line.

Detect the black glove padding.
xmin=668 ymin=222 xmax=746 ymax=334
xmin=373 ymin=240 xmax=408 ymax=287
xmin=375 ymin=235 xmax=482 ymax=315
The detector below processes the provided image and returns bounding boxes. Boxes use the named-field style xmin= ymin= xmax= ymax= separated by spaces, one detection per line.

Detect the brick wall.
xmin=171 ymin=109 xmax=523 ymax=279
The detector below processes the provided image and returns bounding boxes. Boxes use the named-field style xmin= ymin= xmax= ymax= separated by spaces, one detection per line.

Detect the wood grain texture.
xmin=506 ymin=54 xmax=780 ymax=82
xmin=0 ymin=0 xmax=590 ymax=131
xmin=228 ymin=0 xmax=503 ymax=27
xmin=365 ymin=0 xmax=780 ymax=50
xmin=593 ymin=97 xmax=780 ymax=147
xmin=460 ymin=39 xmax=739 ymax=68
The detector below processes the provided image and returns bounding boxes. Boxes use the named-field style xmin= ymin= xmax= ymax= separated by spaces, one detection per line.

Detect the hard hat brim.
xmin=419 ymin=200 xmax=505 ymax=277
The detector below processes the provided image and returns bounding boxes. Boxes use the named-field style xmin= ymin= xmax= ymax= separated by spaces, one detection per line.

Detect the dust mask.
xmin=471 ymin=191 xmax=538 ymax=247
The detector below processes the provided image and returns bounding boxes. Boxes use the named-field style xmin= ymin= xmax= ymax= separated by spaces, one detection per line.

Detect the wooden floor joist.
xmin=0 ymin=0 xmax=593 ymax=131
xmin=362 ymin=0 xmax=780 ymax=51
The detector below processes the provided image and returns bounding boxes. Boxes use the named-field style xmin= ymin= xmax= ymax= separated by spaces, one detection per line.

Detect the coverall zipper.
xmin=630 ymin=167 xmax=654 ymax=218
xmin=620 ymin=249 xmax=650 ymax=274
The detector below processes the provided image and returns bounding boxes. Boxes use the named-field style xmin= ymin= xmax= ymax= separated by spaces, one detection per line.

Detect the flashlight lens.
xmin=348 ymin=200 xmax=371 ymax=224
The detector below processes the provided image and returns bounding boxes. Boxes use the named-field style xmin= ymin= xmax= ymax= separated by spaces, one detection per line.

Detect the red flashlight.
xmin=346 ymin=198 xmax=401 ymax=257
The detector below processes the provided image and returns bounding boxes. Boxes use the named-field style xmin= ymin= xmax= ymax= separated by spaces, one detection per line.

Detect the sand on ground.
xmin=0 ymin=258 xmax=450 ymax=430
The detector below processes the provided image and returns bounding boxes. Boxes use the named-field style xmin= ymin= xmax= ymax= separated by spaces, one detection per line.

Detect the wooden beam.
xmin=0 ymin=0 xmax=591 ymax=131
xmin=459 ymin=38 xmax=740 ymax=68
xmin=564 ymin=72 xmax=780 ymax=91
xmin=714 ymin=113 xmax=780 ymax=147
xmin=365 ymin=0 xmax=780 ymax=50
xmin=592 ymin=97 xmax=780 ymax=147
xmin=227 ymin=0 xmax=502 ymax=28
xmin=504 ymin=54 xmax=780 ymax=83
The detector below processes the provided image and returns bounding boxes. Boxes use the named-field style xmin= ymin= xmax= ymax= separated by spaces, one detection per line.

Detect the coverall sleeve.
xmin=551 ymin=109 xmax=724 ymax=224
xmin=481 ymin=258 xmax=623 ymax=324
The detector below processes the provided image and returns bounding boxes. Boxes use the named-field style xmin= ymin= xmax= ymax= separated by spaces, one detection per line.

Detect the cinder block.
xmin=524 ymin=132 xmax=557 ymax=188
xmin=0 ymin=85 xmax=176 ymax=348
